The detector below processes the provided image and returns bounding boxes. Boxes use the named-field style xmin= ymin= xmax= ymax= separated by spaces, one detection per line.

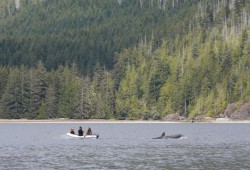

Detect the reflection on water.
xmin=0 ymin=123 xmax=250 ymax=169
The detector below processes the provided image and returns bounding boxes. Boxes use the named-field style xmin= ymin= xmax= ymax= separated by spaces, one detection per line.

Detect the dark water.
xmin=0 ymin=123 xmax=250 ymax=170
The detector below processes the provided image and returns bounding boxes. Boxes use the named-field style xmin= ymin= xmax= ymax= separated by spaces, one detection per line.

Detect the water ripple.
xmin=0 ymin=123 xmax=250 ymax=169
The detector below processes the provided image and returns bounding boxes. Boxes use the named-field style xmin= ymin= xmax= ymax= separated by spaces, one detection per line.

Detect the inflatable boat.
xmin=66 ymin=133 xmax=99 ymax=139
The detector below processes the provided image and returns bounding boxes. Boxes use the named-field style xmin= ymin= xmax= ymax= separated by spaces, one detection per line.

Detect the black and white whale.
xmin=153 ymin=132 xmax=183 ymax=139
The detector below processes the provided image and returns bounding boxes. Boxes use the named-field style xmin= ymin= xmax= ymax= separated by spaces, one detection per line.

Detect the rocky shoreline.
xmin=1 ymin=102 xmax=250 ymax=123
xmin=0 ymin=117 xmax=249 ymax=123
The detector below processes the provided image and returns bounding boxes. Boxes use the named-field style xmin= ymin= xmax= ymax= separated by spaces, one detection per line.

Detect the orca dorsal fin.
xmin=161 ymin=132 xmax=165 ymax=137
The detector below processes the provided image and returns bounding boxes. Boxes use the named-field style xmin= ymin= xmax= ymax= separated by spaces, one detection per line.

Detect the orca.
xmin=153 ymin=132 xmax=183 ymax=139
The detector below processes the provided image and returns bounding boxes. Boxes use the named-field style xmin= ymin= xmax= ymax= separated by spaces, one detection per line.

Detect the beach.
xmin=0 ymin=118 xmax=249 ymax=123
xmin=0 ymin=118 xmax=180 ymax=124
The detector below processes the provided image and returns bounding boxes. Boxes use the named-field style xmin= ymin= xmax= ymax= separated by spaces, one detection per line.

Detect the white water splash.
xmin=180 ymin=136 xmax=187 ymax=140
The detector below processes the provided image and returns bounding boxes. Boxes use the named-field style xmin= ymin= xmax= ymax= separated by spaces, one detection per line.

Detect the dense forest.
xmin=0 ymin=0 xmax=250 ymax=120
xmin=0 ymin=0 xmax=196 ymax=73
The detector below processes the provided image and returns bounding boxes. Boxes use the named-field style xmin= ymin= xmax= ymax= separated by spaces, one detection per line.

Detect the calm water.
xmin=0 ymin=123 xmax=250 ymax=170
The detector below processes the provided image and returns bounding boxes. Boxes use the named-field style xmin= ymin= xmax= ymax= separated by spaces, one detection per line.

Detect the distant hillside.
xmin=0 ymin=0 xmax=198 ymax=73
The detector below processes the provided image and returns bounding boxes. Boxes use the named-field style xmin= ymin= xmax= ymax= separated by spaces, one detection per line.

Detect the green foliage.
xmin=37 ymin=101 xmax=47 ymax=119
xmin=0 ymin=0 xmax=250 ymax=119
xmin=0 ymin=0 xmax=195 ymax=74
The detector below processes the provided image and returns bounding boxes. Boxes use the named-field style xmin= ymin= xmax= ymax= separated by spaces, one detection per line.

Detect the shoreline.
xmin=0 ymin=118 xmax=182 ymax=124
xmin=0 ymin=118 xmax=249 ymax=124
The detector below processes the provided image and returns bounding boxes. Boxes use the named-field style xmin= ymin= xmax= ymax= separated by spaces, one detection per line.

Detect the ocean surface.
xmin=0 ymin=123 xmax=250 ymax=170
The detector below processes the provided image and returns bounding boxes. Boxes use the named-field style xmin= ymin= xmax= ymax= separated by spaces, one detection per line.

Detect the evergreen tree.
xmin=0 ymin=68 xmax=22 ymax=118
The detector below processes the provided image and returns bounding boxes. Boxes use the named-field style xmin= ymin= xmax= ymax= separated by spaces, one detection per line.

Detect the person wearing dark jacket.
xmin=78 ymin=126 xmax=83 ymax=136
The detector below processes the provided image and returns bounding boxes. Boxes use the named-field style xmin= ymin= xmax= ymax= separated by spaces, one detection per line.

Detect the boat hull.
xmin=66 ymin=133 xmax=99 ymax=139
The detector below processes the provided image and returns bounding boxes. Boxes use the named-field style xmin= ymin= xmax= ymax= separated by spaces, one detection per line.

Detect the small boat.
xmin=66 ymin=133 xmax=99 ymax=139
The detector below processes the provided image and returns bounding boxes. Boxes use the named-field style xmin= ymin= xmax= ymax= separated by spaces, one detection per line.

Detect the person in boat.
xmin=70 ymin=128 xmax=75 ymax=134
xmin=78 ymin=126 xmax=84 ymax=136
xmin=86 ymin=127 xmax=92 ymax=135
